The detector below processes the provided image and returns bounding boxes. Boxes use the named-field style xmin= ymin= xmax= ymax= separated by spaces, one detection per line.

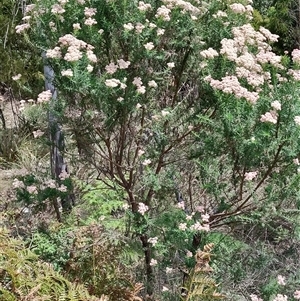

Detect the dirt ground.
xmin=0 ymin=169 xmax=14 ymax=197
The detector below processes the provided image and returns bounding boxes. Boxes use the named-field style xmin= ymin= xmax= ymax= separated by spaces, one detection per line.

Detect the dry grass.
xmin=0 ymin=95 xmax=19 ymax=129
xmin=0 ymin=95 xmax=28 ymax=200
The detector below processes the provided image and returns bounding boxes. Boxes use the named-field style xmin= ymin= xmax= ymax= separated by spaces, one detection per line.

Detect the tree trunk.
xmin=43 ymin=55 xmax=74 ymax=217
xmin=0 ymin=108 xmax=5 ymax=129
xmin=140 ymin=234 xmax=154 ymax=298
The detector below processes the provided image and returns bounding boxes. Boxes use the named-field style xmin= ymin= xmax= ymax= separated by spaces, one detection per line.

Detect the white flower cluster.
xmin=142 ymin=159 xmax=151 ymax=165
xmin=138 ymin=1 xmax=152 ymax=11
xmin=86 ymin=50 xmax=97 ymax=62
xmin=58 ymin=0 xmax=69 ymax=5
xmin=124 ymin=22 xmax=135 ymax=31
xmin=167 ymin=62 xmax=175 ymax=68
xmin=288 ymin=69 xmax=300 ymax=81
xmin=84 ymin=7 xmax=97 ymax=26
xmin=64 ymin=46 xmax=82 ymax=62
xmin=105 ymin=62 xmax=118 ymax=74
xmin=295 ymin=116 xmax=300 ymax=126
xmin=260 ymin=111 xmax=277 ymax=124
xmin=148 ymin=237 xmax=158 ymax=246
xmin=260 ymin=101 xmax=281 ymax=124
xmin=161 ymin=0 xmax=200 ymax=19
xmin=85 ymin=18 xmax=97 ymax=26
xmin=118 ymin=59 xmax=131 ymax=69
xmin=133 ymin=77 xmax=146 ymax=94
xmin=59 ymin=170 xmax=70 ymax=180
xmin=58 ymin=34 xmax=87 ymax=47
xmin=27 ymin=185 xmax=38 ymax=194
xmin=177 ymin=210 xmax=210 ymax=233
xmin=271 ymin=100 xmax=281 ymax=111
xmin=144 ymin=42 xmax=155 ymax=51
xmin=204 ymin=20 xmax=284 ymax=104
xmin=51 ymin=3 xmax=65 ymax=14
xmin=148 ymin=80 xmax=157 ymax=88
xmin=229 ymin=3 xmax=253 ymax=19
xmin=229 ymin=3 xmax=246 ymax=14
xmin=87 ymin=64 xmax=93 ymax=72
xmin=123 ymin=21 xmax=164 ymax=37
xmin=24 ymin=4 xmax=35 ymax=14
xmin=213 ymin=10 xmax=227 ymax=18
xmin=61 ymin=69 xmax=73 ymax=77
xmin=138 ymin=202 xmax=149 ymax=215
xmin=206 ymin=75 xmax=259 ymax=104
xmin=104 ymin=78 xmax=127 ymax=89
xmin=150 ymin=258 xmax=157 ymax=266
xmin=45 ymin=34 xmax=97 ymax=64
xmin=84 ymin=7 xmax=97 ymax=17
xmin=179 ymin=223 xmax=187 ymax=230
xmin=273 ymin=294 xmax=287 ymax=301
xmin=292 ymin=49 xmax=300 ymax=64
xmin=135 ymin=22 xmax=145 ymax=33
xmin=157 ymin=28 xmax=165 ymax=36
xmin=190 ymin=221 xmax=210 ymax=232
xmin=19 ymin=99 xmax=26 ymax=111
xmin=15 ymin=23 xmax=30 ymax=34
xmin=37 ymin=90 xmax=52 ymax=103
xmin=12 ymin=74 xmax=22 ymax=81
xmin=49 ymin=21 xmax=57 ymax=32
xmin=105 ymin=59 xmax=131 ymax=75
xmin=73 ymin=23 xmax=81 ymax=30
xmin=244 ymin=171 xmax=257 ymax=181
xmin=200 ymin=47 xmax=219 ymax=59
xmin=105 ymin=79 xmax=121 ymax=88
xmin=155 ymin=5 xmax=171 ymax=21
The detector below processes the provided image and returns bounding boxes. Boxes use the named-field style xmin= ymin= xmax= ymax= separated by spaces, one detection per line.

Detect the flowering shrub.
xmin=12 ymin=159 xmax=73 ymax=220
xmin=12 ymin=0 xmax=300 ymax=299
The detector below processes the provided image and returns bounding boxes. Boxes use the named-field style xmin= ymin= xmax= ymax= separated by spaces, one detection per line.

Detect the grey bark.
xmin=43 ymin=54 xmax=74 ymax=219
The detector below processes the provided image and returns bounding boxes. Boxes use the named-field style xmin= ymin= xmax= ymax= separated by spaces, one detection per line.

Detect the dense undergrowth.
xmin=2 ymin=0 xmax=300 ymax=300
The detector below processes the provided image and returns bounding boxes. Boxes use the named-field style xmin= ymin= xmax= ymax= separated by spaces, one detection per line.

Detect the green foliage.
xmin=29 ymin=224 xmax=72 ymax=271
xmin=0 ymin=0 xmax=43 ymax=97
xmin=26 ymin=219 xmax=142 ymax=300
xmin=20 ymin=103 xmax=48 ymax=132
xmin=6 ymin=0 xmax=300 ymax=299
xmin=252 ymin=0 xmax=296 ymax=53
xmin=79 ymin=179 xmax=126 ymax=230
xmin=203 ymin=222 xmax=300 ymax=300
xmin=0 ymin=227 xmax=103 ymax=301
xmin=14 ymin=174 xmax=64 ymax=209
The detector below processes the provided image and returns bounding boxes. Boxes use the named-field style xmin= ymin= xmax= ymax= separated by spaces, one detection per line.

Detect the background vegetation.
xmin=2 ymin=0 xmax=300 ymax=300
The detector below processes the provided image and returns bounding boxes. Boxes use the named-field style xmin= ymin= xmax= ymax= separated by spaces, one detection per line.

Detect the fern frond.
xmin=58 ymin=291 xmax=67 ymax=301
xmin=183 ymin=243 xmax=226 ymax=301
xmin=0 ymin=228 xmax=105 ymax=301
xmin=99 ymin=295 xmax=109 ymax=301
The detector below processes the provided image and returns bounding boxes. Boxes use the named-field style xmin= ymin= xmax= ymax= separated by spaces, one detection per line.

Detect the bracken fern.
xmin=183 ymin=243 xmax=225 ymax=301
xmin=0 ymin=227 xmax=102 ymax=301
